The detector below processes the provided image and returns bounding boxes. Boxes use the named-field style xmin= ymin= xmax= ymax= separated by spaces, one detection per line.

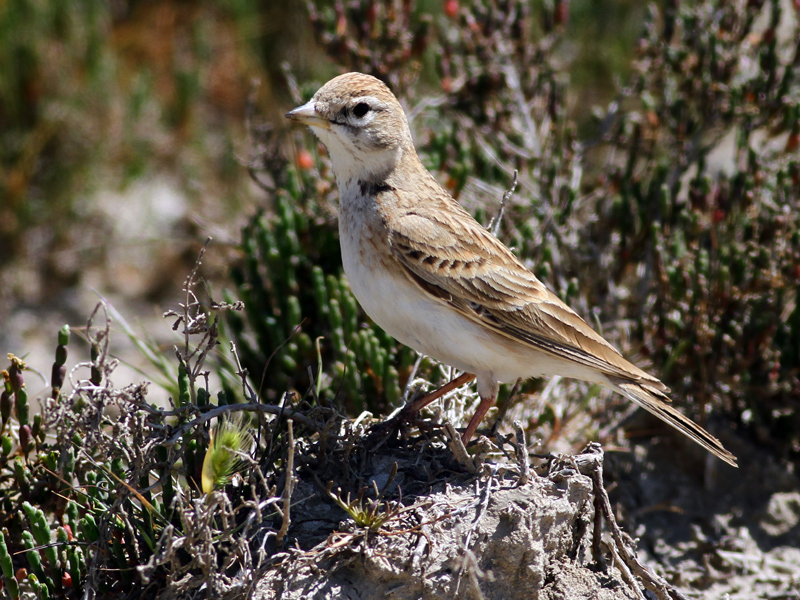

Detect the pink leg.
xmin=461 ymin=394 xmax=496 ymax=444
xmin=410 ymin=372 xmax=476 ymax=412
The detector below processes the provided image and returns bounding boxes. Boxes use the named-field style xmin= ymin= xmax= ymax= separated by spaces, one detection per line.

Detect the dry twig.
xmin=577 ymin=443 xmax=690 ymax=600
xmin=276 ymin=419 xmax=296 ymax=547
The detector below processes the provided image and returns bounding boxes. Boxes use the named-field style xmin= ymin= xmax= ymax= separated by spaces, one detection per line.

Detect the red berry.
xmin=297 ymin=149 xmax=314 ymax=170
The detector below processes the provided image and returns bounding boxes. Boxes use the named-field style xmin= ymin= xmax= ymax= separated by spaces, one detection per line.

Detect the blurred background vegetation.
xmin=0 ymin=0 xmax=643 ymax=318
xmin=1 ymin=0 xmax=799 ymax=466
xmin=1 ymin=0 xmax=799 ymax=597
xmin=1 ymin=0 xmax=799 ymax=458
xmin=0 ymin=0 xmax=658 ymax=444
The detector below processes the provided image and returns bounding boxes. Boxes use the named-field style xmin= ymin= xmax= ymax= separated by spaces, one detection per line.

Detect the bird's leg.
xmin=409 ymin=372 xmax=476 ymax=412
xmin=461 ymin=394 xmax=496 ymax=443
xmin=367 ymin=373 xmax=476 ymax=447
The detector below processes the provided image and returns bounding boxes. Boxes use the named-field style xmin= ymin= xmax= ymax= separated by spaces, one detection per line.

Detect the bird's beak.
xmin=285 ymin=101 xmax=331 ymax=130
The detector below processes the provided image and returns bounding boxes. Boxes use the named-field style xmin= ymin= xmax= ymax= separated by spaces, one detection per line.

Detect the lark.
xmin=286 ymin=72 xmax=737 ymax=467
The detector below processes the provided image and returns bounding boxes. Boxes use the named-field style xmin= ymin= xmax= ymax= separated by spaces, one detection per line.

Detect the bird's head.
xmin=286 ymin=72 xmax=415 ymax=185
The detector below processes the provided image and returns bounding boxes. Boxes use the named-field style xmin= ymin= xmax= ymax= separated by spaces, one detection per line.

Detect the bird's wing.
xmin=387 ymin=202 xmax=666 ymax=390
xmin=385 ymin=193 xmax=738 ymax=468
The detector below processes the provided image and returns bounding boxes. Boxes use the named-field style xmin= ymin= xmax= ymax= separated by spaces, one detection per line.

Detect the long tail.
xmin=614 ymin=381 xmax=738 ymax=467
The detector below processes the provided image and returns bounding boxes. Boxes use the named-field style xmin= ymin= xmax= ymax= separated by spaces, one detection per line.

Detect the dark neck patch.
xmin=358 ymin=180 xmax=394 ymax=197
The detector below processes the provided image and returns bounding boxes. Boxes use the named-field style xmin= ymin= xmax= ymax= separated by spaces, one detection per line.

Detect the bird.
xmin=286 ymin=72 xmax=737 ymax=467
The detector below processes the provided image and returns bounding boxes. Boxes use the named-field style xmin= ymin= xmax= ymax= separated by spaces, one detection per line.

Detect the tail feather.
xmin=615 ymin=381 xmax=738 ymax=467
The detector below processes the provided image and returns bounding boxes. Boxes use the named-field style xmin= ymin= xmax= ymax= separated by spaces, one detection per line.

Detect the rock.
xmin=255 ymin=448 xmax=639 ymax=600
xmin=760 ymin=491 xmax=800 ymax=537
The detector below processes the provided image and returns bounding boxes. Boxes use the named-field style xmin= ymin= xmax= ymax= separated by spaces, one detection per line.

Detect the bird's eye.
xmin=352 ymin=102 xmax=371 ymax=118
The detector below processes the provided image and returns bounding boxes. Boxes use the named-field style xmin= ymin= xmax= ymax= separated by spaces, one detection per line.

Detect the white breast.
xmin=336 ymin=187 xmax=597 ymax=386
